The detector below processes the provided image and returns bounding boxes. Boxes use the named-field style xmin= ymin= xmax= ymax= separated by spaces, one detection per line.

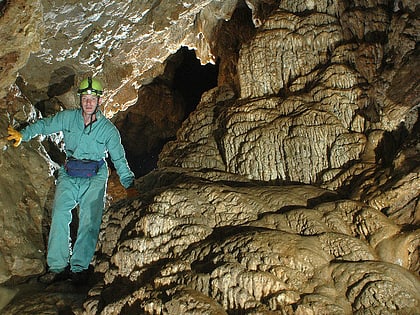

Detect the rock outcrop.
xmin=0 ymin=0 xmax=418 ymax=314
xmin=79 ymin=168 xmax=419 ymax=314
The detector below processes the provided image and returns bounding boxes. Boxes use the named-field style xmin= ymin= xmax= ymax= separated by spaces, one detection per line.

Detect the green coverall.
xmin=21 ymin=108 xmax=134 ymax=273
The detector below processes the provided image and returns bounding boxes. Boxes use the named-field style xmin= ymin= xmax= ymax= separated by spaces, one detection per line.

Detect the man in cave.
xmin=7 ymin=77 xmax=135 ymax=285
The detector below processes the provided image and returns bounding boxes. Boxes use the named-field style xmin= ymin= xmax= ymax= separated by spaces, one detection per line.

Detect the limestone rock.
xmin=79 ymin=168 xmax=419 ymax=314
xmin=16 ymin=0 xmax=244 ymax=115
xmin=0 ymin=0 xmax=419 ymax=314
xmin=0 ymin=142 xmax=54 ymax=282
xmin=0 ymin=0 xmax=42 ymax=99
xmin=160 ymin=9 xmax=374 ymax=184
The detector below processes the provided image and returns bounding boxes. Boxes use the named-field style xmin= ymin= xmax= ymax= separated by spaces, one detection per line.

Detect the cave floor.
xmin=2 ymin=276 xmax=91 ymax=314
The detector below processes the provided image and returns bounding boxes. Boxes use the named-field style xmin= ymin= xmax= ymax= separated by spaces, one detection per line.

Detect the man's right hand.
xmin=126 ymin=186 xmax=139 ymax=199
xmin=7 ymin=125 xmax=22 ymax=147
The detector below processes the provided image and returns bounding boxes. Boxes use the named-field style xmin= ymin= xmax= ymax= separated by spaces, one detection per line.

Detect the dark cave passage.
xmin=118 ymin=47 xmax=219 ymax=177
xmin=173 ymin=47 xmax=219 ymax=118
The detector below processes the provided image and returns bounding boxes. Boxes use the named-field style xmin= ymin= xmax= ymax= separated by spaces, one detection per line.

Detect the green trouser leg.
xmin=47 ymin=166 xmax=107 ymax=273
xmin=47 ymin=168 xmax=77 ymax=273
xmin=70 ymin=167 xmax=107 ymax=272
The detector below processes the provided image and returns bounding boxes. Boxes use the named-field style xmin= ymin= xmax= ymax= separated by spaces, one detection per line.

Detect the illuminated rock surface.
xmin=0 ymin=0 xmax=418 ymax=314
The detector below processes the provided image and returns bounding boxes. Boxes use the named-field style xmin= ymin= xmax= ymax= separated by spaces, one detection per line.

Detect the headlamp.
xmin=78 ymin=77 xmax=103 ymax=96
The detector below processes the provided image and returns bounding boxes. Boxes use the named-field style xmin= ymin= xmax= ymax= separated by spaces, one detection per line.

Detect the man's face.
xmin=81 ymin=94 xmax=101 ymax=115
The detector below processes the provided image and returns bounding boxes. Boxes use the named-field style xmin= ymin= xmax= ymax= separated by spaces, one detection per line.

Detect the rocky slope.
xmin=0 ymin=0 xmax=419 ymax=314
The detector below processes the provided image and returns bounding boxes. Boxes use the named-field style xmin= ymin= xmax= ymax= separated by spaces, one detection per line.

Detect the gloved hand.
xmin=7 ymin=125 xmax=22 ymax=147
xmin=126 ymin=186 xmax=139 ymax=199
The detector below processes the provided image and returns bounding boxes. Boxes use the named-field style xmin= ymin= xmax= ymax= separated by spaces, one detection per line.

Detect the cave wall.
xmin=0 ymin=0 xmax=419 ymax=314
xmin=0 ymin=0 xmax=244 ymax=284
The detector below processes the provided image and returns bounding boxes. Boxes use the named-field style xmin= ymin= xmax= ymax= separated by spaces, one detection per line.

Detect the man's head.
xmin=78 ymin=77 xmax=103 ymax=115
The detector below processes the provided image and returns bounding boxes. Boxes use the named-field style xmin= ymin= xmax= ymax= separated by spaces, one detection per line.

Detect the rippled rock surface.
xmin=0 ymin=0 xmax=418 ymax=314
xmin=81 ymin=168 xmax=419 ymax=314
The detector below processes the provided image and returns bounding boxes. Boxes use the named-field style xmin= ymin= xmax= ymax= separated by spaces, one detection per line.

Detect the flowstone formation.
xmin=80 ymin=168 xmax=419 ymax=314
xmin=87 ymin=2 xmax=419 ymax=314
xmin=0 ymin=0 xmax=419 ymax=314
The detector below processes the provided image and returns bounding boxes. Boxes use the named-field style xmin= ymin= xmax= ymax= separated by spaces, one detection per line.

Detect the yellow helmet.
xmin=77 ymin=77 xmax=103 ymax=96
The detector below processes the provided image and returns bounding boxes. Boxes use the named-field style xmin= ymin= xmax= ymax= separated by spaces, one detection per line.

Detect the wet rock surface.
xmin=0 ymin=0 xmax=419 ymax=314
xmin=2 ymin=277 xmax=91 ymax=314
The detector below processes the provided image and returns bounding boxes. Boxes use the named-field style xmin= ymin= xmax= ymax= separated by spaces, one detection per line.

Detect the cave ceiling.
xmin=1 ymin=0 xmax=254 ymax=115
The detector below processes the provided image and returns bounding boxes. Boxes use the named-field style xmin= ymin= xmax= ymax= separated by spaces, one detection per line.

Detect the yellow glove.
xmin=7 ymin=125 xmax=22 ymax=147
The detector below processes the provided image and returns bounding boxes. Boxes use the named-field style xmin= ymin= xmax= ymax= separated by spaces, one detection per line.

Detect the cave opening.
xmin=117 ymin=47 xmax=219 ymax=178
xmin=172 ymin=47 xmax=219 ymax=118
